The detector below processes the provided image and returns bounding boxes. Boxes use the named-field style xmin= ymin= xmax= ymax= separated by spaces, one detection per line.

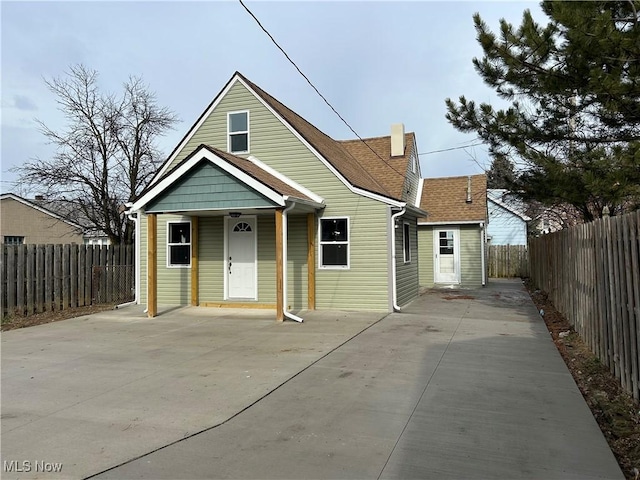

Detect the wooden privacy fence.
xmin=1 ymin=244 xmax=135 ymax=318
xmin=529 ymin=210 xmax=640 ymax=400
xmin=488 ymin=244 xmax=529 ymax=278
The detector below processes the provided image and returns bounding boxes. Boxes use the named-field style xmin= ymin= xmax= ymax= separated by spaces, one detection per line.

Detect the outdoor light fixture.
xmin=229 ymin=212 xmax=242 ymax=218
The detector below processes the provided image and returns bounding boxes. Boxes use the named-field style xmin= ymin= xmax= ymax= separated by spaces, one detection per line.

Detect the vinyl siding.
xmin=147 ymin=162 xmax=277 ymax=213
xmin=418 ymin=227 xmax=434 ymax=287
xmin=396 ymin=215 xmax=419 ymax=306
xmin=460 ymin=225 xmax=483 ymax=287
xmin=402 ymin=144 xmax=420 ymax=206
xmin=487 ymin=201 xmax=527 ymax=245
xmin=256 ymin=216 xmax=275 ymax=303
xmin=159 ymin=79 xmax=390 ymax=311
xmin=198 ymin=216 xmax=224 ymax=302
xmin=418 ymin=224 xmax=483 ymax=288
xmin=286 ymin=215 xmax=308 ymax=310
xmin=158 ymin=214 xmax=192 ymax=304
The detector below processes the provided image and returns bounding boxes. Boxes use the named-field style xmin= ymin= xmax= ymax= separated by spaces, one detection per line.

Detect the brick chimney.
xmin=391 ymin=123 xmax=405 ymax=157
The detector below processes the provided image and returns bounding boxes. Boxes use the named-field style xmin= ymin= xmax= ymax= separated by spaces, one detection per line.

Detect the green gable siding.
xmin=418 ymin=224 xmax=483 ymax=288
xmin=153 ymin=78 xmax=391 ymax=311
xmin=146 ymin=161 xmax=277 ymax=213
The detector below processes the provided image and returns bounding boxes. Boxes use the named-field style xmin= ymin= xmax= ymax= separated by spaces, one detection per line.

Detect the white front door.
xmin=434 ymin=228 xmax=460 ymax=284
xmin=227 ymin=217 xmax=257 ymax=299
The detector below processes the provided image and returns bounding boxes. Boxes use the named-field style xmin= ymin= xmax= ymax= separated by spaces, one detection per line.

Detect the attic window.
xmin=228 ymin=111 xmax=249 ymax=154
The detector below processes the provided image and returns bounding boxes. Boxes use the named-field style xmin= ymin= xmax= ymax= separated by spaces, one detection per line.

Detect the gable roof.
xmin=0 ymin=193 xmax=86 ymax=231
xmin=418 ymin=174 xmax=487 ymax=224
xmin=339 ymin=133 xmax=415 ymax=201
xmin=149 ymin=72 xmax=413 ymax=206
xmin=487 ymin=189 xmax=532 ymax=221
xmin=132 ymin=145 xmax=322 ymax=212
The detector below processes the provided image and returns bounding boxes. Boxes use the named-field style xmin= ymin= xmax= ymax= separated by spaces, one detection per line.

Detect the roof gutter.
xmin=391 ymin=207 xmax=406 ymax=312
xmin=282 ymin=201 xmax=303 ymax=322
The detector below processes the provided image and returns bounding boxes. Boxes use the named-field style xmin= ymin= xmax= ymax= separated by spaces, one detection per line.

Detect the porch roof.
xmin=131 ymin=145 xmax=323 ymax=214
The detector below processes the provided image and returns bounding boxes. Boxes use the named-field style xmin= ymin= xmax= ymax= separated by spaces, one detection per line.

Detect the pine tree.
xmin=446 ymin=1 xmax=640 ymax=221
xmin=487 ymin=154 xmax=516 ymax=189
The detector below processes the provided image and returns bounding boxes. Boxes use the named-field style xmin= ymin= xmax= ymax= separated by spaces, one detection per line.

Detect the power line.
xmin=238 ymin=0 xmax=407 ymax=180
xmin=418 ymin=142 xmax=484 ymax=156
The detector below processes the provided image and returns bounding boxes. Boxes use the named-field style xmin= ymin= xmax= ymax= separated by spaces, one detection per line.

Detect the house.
xmin=129 ymin=72 xmax=426 ymax=321
xmin=0 ymin=193 xmax=110 ymax=245
xmin=417 ymin=175 xmax=488 ymax=287
xmin=487 ymin=189 xmax=531 ymax=245
xmin=0 ymin=193 xmax=85 ymax=244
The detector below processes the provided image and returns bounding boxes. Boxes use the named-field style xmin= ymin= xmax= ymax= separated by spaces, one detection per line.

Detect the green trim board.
xmin=146 ymin=160 xmax=278 ymax=213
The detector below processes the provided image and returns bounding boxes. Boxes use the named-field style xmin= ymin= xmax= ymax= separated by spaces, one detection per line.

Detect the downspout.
xmin=282 ymin=202 xmax=303 ymax=322
xmin=391 ymin=207 xmax=406 ymax=312
xmin=480 ymin=221 xmax=487 ymax=286
xmin=119 ymin=206 xmax=140 ymax=308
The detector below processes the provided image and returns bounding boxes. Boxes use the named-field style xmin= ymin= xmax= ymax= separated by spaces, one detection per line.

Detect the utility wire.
xmin=238 ymin=0 xmax=407 ymax=180
xmin=418 ymin=142 xmax=484 ymax=156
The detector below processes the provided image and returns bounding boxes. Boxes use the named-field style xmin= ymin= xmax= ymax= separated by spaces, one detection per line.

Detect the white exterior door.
xmin=227 ymin=217 xmax=257 ymax=299
xmin=434 ymin=228 xmax=460 ymax=284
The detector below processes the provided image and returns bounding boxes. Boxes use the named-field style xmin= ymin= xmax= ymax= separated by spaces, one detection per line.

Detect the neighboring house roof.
xmin=339 ymin=133 xmax=415 ymax=201
xmin=150 ymin=72 xmax=418 ymax=206
xmin=487 ymin=189 xmax=532 ymax=221
xmin=0 ymin=193 xmax=85 ymax=231
xmin=418 ymin=174 xmax=487 ymax=224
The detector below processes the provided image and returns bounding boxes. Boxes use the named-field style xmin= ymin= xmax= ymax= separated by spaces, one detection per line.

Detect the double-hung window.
xmin=167 ymin=221 xmax=191 ymax=267
xmin=319 ymin=217 xmax=349 ymax=268
xmin=403 ymin=222 xmax=411 ymax=263
xmin=228 ymin=111 xmax=249 ymax=154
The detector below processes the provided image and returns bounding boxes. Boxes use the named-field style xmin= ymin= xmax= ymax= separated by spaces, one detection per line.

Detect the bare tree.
xmin=13 ymin=65 xmax=178 ymax=244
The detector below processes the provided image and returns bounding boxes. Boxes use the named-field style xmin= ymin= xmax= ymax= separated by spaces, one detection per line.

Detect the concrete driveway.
xmin=1 ymin=306 xmax=384 ymax=479
xmin=2 ymin=280 xmax=623 ymax=479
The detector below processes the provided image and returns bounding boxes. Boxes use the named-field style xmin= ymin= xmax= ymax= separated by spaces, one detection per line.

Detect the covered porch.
xmin=130 ymin=145 xmax=325 ymax=321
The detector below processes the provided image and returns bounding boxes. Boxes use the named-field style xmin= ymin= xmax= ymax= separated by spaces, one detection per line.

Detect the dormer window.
xmin=228 ymin=111 xmax=249 ymax=153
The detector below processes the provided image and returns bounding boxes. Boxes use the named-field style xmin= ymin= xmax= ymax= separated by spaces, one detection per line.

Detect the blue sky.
xmin=1 ymin=1 xmax=542 ymax=194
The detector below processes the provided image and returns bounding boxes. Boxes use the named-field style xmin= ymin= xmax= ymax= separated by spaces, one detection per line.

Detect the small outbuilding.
xmin=417 ymin=175 xmax=488 ymax=288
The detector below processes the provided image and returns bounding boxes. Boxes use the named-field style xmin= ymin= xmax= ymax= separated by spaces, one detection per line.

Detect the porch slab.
xmin=1 ymin=305 xmax=385 ymax=479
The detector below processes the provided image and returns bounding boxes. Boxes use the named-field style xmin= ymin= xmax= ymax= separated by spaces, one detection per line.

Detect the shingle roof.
xmin=237 ymin=73 xmax=403 ymax=201
xmin=201 ymin=145 xmax=315 ymax=202
xmin=419 ymin=174 xmax=487 ymax=223
xmin=339 ymin=134 xmax=414 ymax=201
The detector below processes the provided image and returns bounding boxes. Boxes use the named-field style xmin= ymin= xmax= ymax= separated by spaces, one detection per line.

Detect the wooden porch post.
xmin=275 ymin=208 xmax=284 ymax=321
xmin=147 ymin=213 xmax=157 ymax=318
xmin=307 ymin=212 xmax=316 ymax=310
xmin=191 ymin=216 xmax=199 ymax=306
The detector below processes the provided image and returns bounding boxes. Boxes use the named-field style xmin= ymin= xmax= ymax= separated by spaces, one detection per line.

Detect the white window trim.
xmin=318 ymin=216 xmax=350 ymax=270
xmin=227 ymin=110 xmax=250 ymax=154
xmin=166 ymin=220 xmax=192 ymax=268
xmin=403 ymin=221 xmax=411 ymax=264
